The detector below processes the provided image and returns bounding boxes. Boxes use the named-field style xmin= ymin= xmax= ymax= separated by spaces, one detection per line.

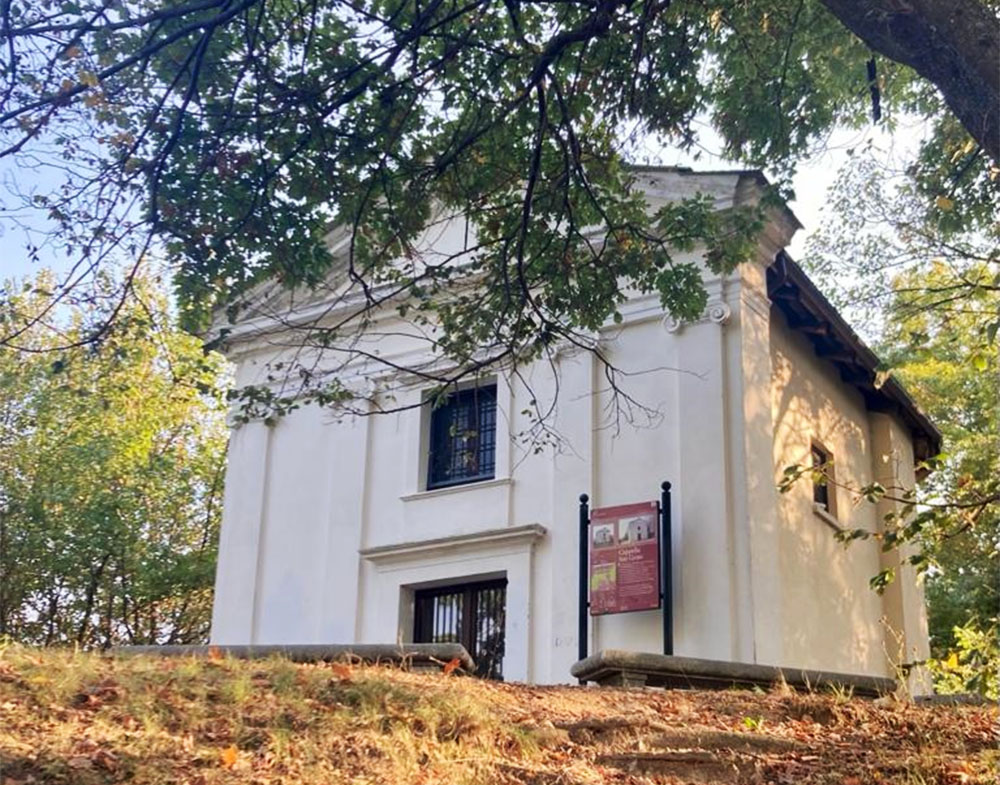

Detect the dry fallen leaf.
xmin=93 ymin=749 xmax=118 ymax=772
xmin=329 ymin=662 xmax=352 ymax=680
xmin=207 ymin=646 xmax=223 ymax=661
xmin=442 ymin=657 xmax=462 ymax=676
xmin=220 ymin=745 xmax=238 ymax=768
xmin=945 ymin=761 xmax=975 ymax=784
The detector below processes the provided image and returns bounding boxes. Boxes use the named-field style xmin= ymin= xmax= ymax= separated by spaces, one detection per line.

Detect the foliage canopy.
xmin=879 ymin=263 xmax=998 ymax=694
xmin=0 ymin=0 xmax=995 ymax=390
xmin=0 ymin=270 xmax=228 ymax=646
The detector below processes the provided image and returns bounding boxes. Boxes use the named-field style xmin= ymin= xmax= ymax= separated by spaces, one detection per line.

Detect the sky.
xmin=0 ymin=156 xmax=73 ymax=280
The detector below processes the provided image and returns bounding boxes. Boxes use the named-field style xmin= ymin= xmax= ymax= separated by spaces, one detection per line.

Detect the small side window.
xmin=811 ymin=442 xmax=835 ymax=517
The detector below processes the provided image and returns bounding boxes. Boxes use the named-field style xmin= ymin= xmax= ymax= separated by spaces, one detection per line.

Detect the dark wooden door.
xmin=414 ymin=579 xmax=507 ymax=679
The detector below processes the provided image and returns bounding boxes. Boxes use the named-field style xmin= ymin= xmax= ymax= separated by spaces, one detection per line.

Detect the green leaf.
xmin=985 ymin=321 xmax=999 ymax=344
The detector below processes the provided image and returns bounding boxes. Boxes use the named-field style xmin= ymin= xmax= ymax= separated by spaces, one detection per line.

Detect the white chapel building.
xmin=209 ymin=168 xmax=937 ymax=685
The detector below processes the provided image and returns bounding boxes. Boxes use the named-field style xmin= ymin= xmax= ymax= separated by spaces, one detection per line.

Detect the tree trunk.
xmin=44 ymin=588 xmax=60 ymax=646
xmin=820 ymin=0 xmax=1000 ymax=163
xmin=102 ymin=583 xmax=114 ymax=649
xmin=76 ymin=554 xmax=111 ymax=647
xmin=0 ymin=509 xmax=7 ymax=637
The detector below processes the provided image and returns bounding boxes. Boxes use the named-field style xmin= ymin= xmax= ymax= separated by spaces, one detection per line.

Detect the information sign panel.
xmin=589 ymin=501 xmax=660 ymax=615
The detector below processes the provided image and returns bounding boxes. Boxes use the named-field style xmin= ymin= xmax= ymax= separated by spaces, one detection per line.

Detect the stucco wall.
xmin=770 ymin=306 xmax=892 ymax=676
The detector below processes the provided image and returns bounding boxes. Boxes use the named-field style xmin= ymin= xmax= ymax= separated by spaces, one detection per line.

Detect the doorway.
xmin=413 ymin=578 xmax=507 ymax=679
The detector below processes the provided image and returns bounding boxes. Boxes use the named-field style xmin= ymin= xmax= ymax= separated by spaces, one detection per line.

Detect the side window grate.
xmin=427 ymin=385 xmax=497 ymax=489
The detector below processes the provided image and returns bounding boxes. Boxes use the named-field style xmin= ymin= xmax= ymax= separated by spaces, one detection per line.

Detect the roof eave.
xmin=767 ymin=251 xmax=942 ymax=467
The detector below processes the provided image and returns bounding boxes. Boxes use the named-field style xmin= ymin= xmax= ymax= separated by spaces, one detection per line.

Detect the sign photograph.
xmin=589 ymin=501 xmax=660 ymax=615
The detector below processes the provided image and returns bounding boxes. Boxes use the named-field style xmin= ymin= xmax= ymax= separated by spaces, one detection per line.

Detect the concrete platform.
xmin=115 ymin=643 xmax=476 ymax=673
xmin=571 ymin=649 xmax=896 ymax=697
xmin=915 ymin=692 xmax=994 ymax=706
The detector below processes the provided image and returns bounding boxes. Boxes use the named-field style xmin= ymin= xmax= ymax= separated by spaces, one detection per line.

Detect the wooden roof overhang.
xmin=766 ymin=251 xmax=942 ymax=466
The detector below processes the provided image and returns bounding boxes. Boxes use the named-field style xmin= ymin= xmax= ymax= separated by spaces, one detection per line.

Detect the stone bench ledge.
xmin=115 ymin=643 xmax=476 ymax=673
xmin=571 ymin=649 xmax=896 ymax=697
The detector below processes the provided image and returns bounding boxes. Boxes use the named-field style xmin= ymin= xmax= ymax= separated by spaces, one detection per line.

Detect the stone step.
xmin=114 ymin=643 xmax=476 ymax=672
xmin=571 ymin=718 xmax=809 ymax=783
xmin=651 ymin=726 xmax=807 ymax=755
xmin=555 ymin=716 xmax=807 ymax=750
xmin=597 ymin=750 xmax=748 ymax=783
xmin=554 ymin=715 xmax=672 ymax=744
xmin=572 ymin=649 xmax=897 ymax=697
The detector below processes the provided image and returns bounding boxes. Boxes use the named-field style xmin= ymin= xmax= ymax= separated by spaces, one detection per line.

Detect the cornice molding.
xmin=360 ymin=523 xmax=547 ymax=565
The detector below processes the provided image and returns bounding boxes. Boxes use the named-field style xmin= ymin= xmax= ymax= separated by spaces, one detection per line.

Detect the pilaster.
xmin=869 ymin=413 xmax=932 ymax=693
xmin=210 ymin=421 xmax=272 ymax=643
xmin=729 ymin=257 xmax=784 ymax=666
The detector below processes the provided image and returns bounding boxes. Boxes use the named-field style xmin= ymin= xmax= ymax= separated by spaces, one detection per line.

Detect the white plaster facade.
xmin=209 ymin=168 xmax=936 ymax=687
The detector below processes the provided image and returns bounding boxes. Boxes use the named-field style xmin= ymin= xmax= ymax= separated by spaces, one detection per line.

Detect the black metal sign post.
xmin=578 ymin=483 xmax=674 ymax=664
xmin=578 ymin=493 xmax=590 ymax=664
xmin=660 ymin=481 xmax=673 ymax=656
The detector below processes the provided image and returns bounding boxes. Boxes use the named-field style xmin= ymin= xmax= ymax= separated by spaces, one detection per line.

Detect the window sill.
xmin=813 ymin=503 xmax=844 ymax=532
xmin=401 ymin=477 xmax=512 ymax=502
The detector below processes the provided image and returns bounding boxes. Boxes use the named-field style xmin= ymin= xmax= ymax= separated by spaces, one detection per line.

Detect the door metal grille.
xmin=414 ymin=579 xmax=507 ymax=680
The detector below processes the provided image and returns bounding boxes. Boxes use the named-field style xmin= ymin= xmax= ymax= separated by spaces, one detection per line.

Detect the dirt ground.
xmin=0 ymin=646 xmax=995 ymax=784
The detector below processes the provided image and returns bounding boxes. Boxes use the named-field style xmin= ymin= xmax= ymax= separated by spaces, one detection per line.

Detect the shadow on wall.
xmin=770 ymin=311 xmax=886 ymax=676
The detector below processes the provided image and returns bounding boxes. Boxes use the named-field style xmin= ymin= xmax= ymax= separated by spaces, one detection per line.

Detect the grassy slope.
xmin=0 ymin=645 xmax=995 ymax=784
